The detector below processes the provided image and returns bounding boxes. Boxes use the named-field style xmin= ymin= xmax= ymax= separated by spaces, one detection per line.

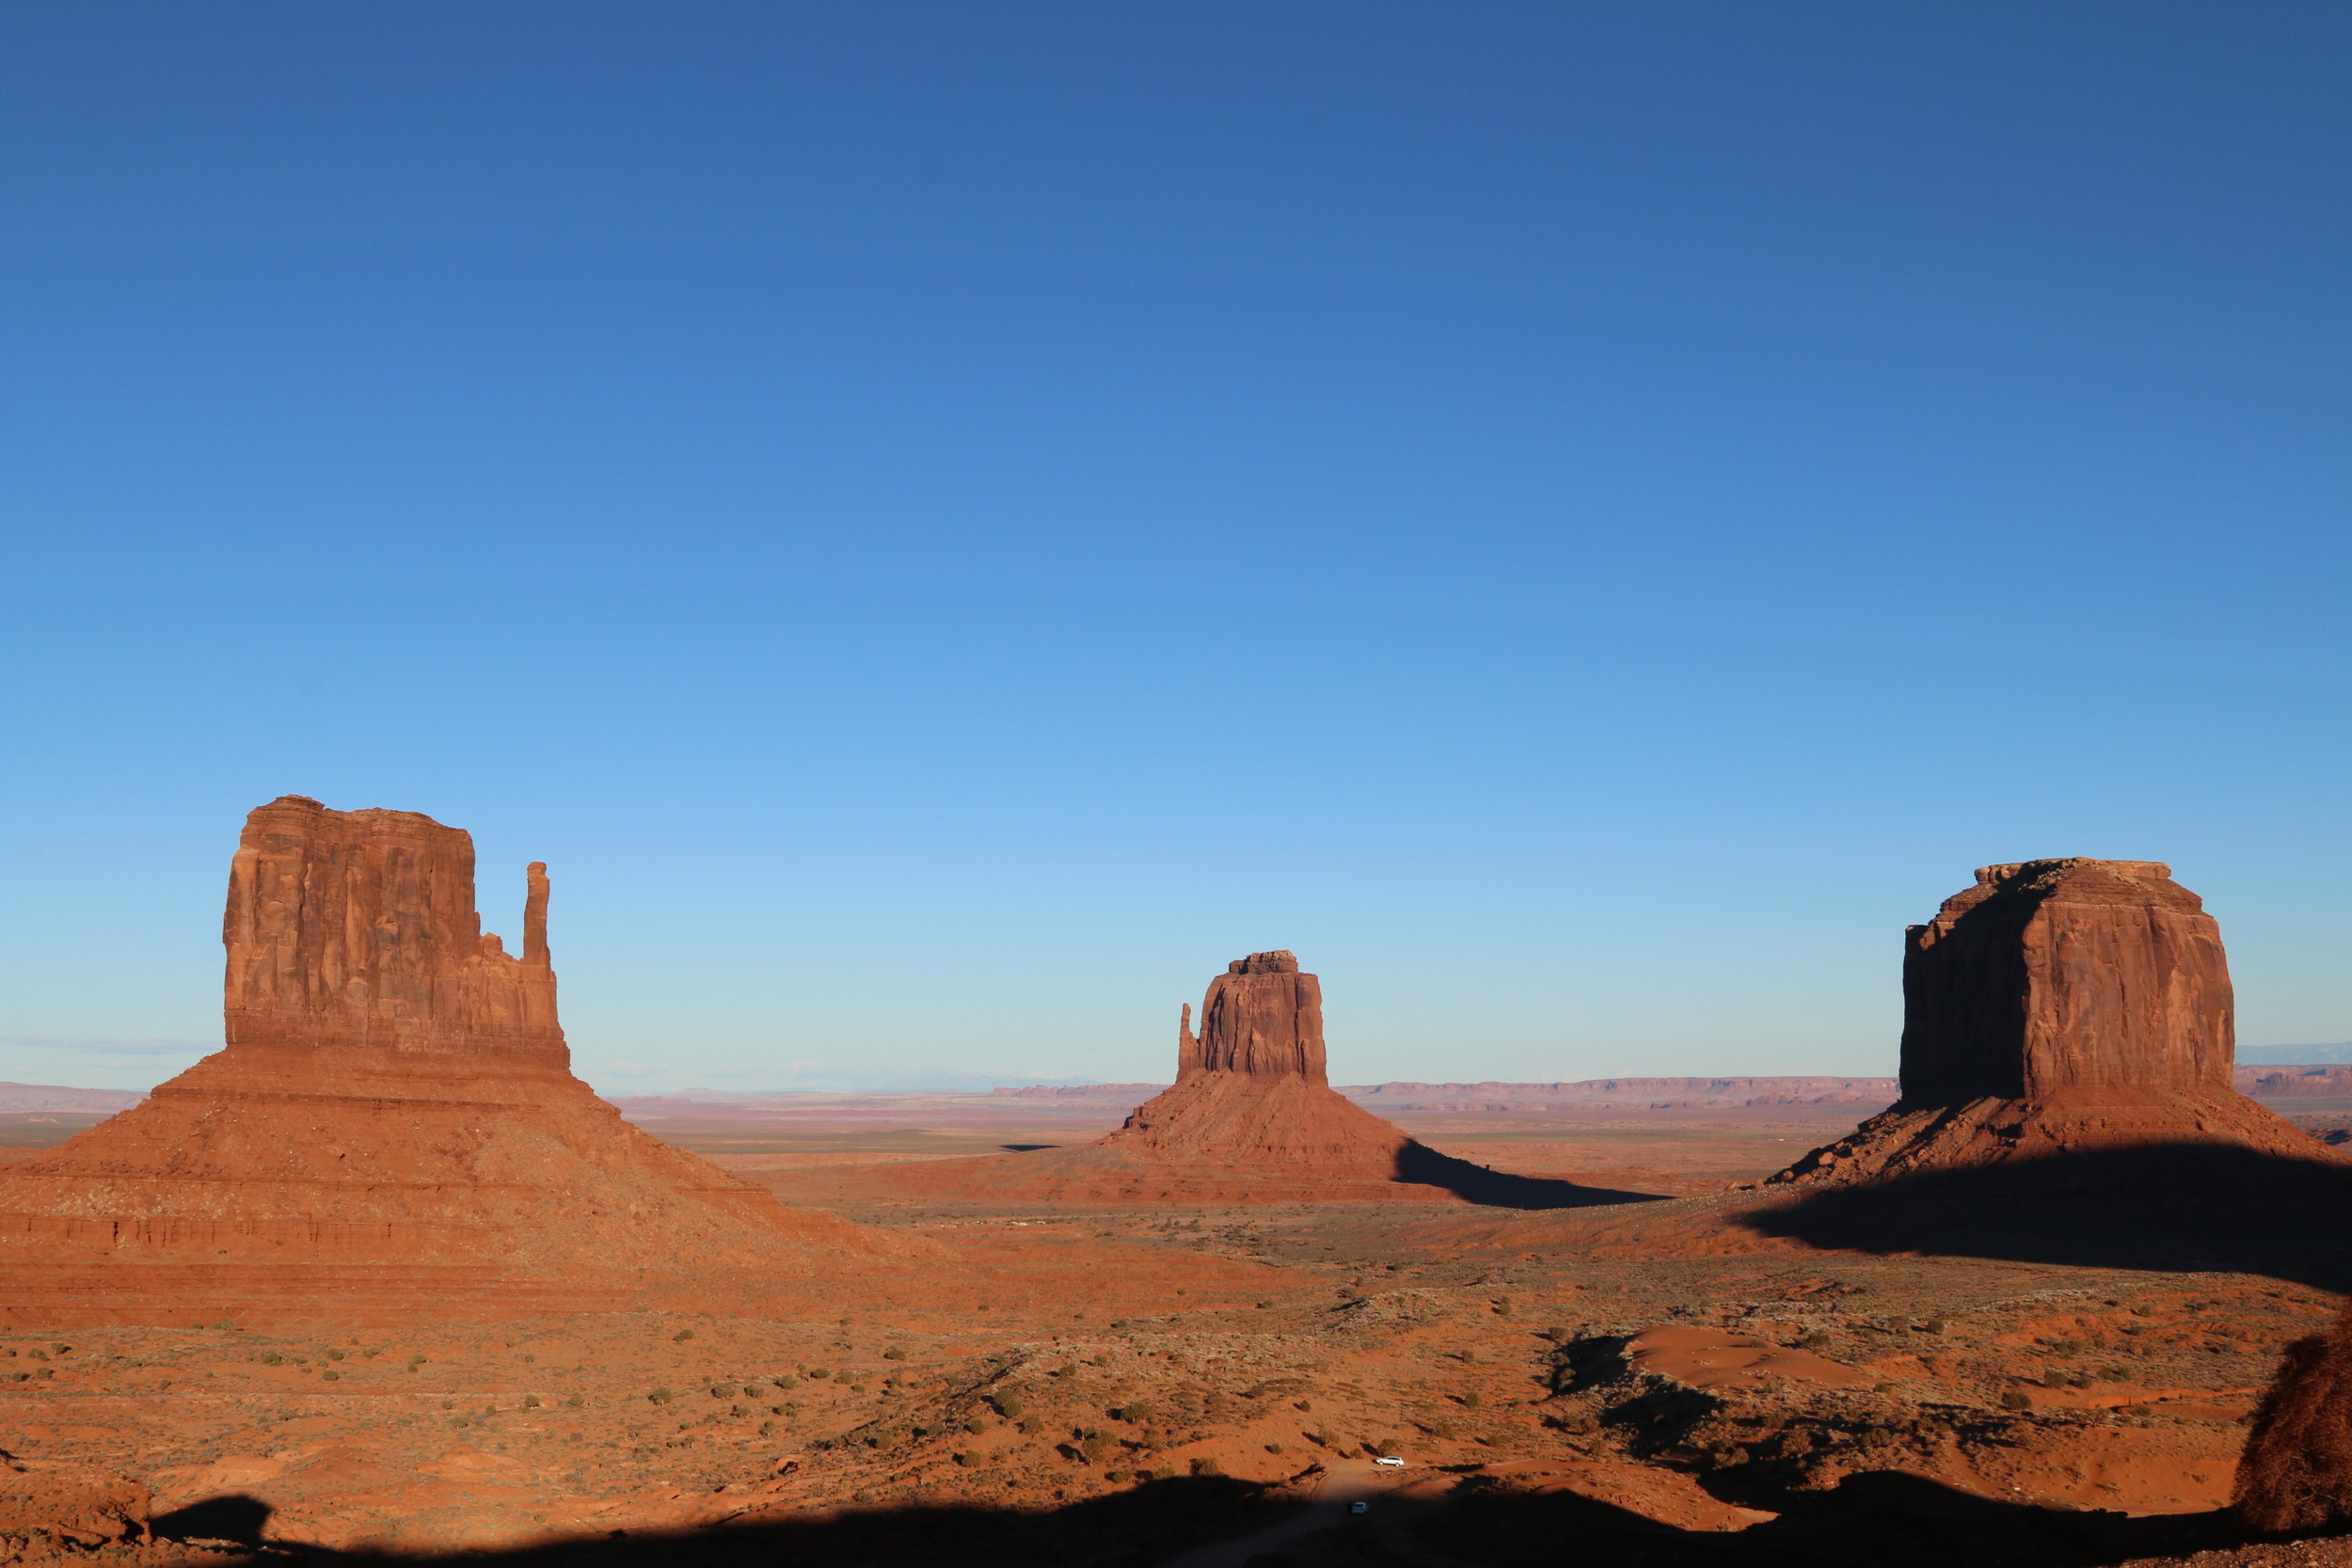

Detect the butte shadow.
xmin=862 ymin=952 xmax=1658 ymax=1210
xmin=1732 ymin=858 xmax=2352 ymax=1289
xmin=133 ymin=1465 xmax=2256 ymax=1568
xmin=1735 ymin=1140 xmax=2352 ymax=1291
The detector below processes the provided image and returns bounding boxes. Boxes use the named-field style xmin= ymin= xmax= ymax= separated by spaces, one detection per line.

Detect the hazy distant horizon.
xmin=11 ymin=1039 xmax=2351 ymax=1099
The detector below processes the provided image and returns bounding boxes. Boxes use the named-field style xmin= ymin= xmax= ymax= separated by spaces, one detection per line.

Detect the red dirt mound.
xmin=1767 ymin=859 xmax=2325 ymax=1185
xmin=0 ymin=796 xmax=886 ymax=1328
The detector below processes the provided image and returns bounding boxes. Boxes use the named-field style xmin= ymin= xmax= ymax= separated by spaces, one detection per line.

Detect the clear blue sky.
xmin=4 ymin=2 xmax=2345 ymax=1094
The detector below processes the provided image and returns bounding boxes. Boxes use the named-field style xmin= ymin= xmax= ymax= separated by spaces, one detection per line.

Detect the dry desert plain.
xmin=7 ymin=1083 xmax=2352 ymax=1568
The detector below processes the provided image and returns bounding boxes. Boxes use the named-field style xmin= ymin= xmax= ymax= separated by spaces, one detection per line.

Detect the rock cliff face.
xmin=1898 ymin=858 xmax=2234 ymax=1106
xmin=0 ymin=796 xmax=877 ymax=1327
xmin=1769 ymin=859 xmax=2321 ymax=1185
xmin=888 ymin=951 xmax=1579 ymax=1206
xmin=220 ymin=795 xmax=563 ymax=1062
xmin=1190 ymin=951 xmax=1327 ymax=1079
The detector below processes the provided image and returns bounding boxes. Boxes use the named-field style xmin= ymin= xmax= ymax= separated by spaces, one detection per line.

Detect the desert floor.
xmin=5 ymin=1103 xmax=2348 ymax=1567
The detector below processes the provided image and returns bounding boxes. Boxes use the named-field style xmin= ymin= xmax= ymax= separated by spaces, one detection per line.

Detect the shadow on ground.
xmin=1392 ymin=1140 xmax=1667 ymax=1211
xmin=159 ymin=1468 xmax=2274 ymax=1567
xmin=1736 ymin=1143 xmax=2352 ymax=1291
xmin=152 ymin=1494 xmax=274 ymax=1547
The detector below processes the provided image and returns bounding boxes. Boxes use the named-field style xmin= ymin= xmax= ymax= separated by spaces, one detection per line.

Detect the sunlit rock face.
xmin=1183 ymin=950 xmax=1327 ymax=1081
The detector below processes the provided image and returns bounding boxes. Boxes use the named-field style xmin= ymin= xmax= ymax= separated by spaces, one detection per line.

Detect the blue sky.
xmin=4 ymin=2 xmax=2345 ymax=1094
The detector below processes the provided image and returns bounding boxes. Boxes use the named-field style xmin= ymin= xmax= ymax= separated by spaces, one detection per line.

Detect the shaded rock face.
xmin=1770 ymin=859 xmax=2322 ymax=1185
xmin=1899 ymin=858 xmax=2233 ymax=1107
xmin=0 ymin=796 xmax=876 ymax=1327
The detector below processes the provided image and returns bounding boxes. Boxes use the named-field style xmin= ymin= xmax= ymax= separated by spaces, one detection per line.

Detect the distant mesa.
xmin=0 ymin=794 xmax=881 ymax=1328
xmin=1338 ymin=1077 xmax=1900 ymax=1113
xmin=873 ymin=950 xmax=1643 ymax=1208
xmin=0 ymin=1084 xmax=148 ymax=1115
xmin=1767 ymin=858 xmax=2328 ymax=1184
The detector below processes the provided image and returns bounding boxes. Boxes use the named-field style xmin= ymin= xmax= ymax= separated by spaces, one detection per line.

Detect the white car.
xmin=1374 ymin=1455 xmax=1406 ymax=1467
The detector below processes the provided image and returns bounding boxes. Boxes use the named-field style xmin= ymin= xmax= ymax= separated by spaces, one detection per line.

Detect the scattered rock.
xmin=0 ymin=1451 xmax=148 ymax=1548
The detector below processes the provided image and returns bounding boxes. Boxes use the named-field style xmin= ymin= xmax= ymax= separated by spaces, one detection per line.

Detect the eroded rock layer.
xmin=885 ymin=952 xmax=1579 ymax=1205
xmin=1769 ymin=858 xmax=2321 ymax=1185
xmin=0 ymin=796 xmax=878 ymax=1327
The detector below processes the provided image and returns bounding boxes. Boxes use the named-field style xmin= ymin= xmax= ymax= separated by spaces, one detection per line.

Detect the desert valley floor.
xmin=8 ymin=1090 xmax=2352 ymax=1568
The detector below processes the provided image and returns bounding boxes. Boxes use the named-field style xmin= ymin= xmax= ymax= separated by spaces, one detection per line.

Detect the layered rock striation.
xmin=891 ymin=951 xmax=1588 ymax=1206
xmin=0 ymin=795 xmax=874 ymax=1326
xmin=1768 ymin=858 xmax=2320 ymax=1185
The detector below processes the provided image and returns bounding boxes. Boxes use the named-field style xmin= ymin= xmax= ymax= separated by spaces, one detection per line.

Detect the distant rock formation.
xmin=0 ymin=795 xmax=878 ymax=1327
xmin=2235 ymin=1065 xmax=2352 ymax=1098
xmin=1340 ymin=1077 xmax=1900 ymax=1112
xmin=879 ymin=951 xmax=1610 ymax=1207
xmin=1768 ymin=859 xmax=2322 ymax=1185
xmin=0 ymin=1084 xmax=147 ymax=1115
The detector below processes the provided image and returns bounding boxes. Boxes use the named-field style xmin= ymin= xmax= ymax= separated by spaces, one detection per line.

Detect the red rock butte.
xmin=884 ymin=951 xmax=1594 ymax=1206
xmin=1768 ymin=857 xmax=2323 ymax=1185
xmin=0 ymin=795 xmax=878 ymax=1329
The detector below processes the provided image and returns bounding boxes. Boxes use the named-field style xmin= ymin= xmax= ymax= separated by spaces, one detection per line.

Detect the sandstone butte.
xmin=882 ymin=951 xmax=1577 ymax=1206
xmin=1766 ymin=858 xmax=2325 ymax=1186
xmin=0 ymin=795 xmax=882 ymax=1330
